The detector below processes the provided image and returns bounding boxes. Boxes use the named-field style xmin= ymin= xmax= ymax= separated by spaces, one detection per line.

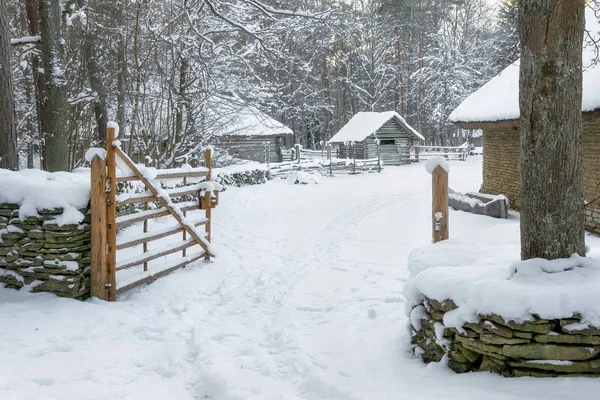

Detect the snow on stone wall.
xmin=405 ymin=225 xmax=600 ymax=377
xmin=0 ymin=203 xmax=91 ymax=300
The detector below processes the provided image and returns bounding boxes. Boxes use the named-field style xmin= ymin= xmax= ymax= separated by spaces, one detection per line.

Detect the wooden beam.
xmin=116 ymin=238 xmax=200 ymax=271
xmin=90 ymin=156 xmax=108 ymax=300
xmin=432 ymin=166 xmax=449 ymax=243
xmin=115 ymin=251 xmax=206 ymax=296
xmin=116 ymin=219 xmax=208 ymax=250
xmin=204 ymin=149 xmax=212 ymax=261
xmin=106 ymin=127 xmax=117 ymax=301
xmin=115 ymin=202 xmax=200 ymax=228
xmin=115 ymin=170 xmax=208 ymax=183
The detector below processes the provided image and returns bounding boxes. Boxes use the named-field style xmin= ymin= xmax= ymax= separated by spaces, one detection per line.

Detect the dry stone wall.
xmin=411 ymin=298 xmax=600 ymax=377
xmin=0 ymin=203 xmax=91 ymax=299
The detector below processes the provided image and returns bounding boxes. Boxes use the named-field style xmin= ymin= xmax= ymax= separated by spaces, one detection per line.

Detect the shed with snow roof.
xmin=449 ymin=7 xmax=600 ymax=234
xmin=329 ymin=111 xmax=424 ymax=166
xmin=211 ymin=98 xmax=294 ymax=163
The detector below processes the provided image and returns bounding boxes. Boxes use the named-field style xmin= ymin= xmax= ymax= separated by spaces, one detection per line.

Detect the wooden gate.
xmin=89 ymin=126 xmax=219 ymax=301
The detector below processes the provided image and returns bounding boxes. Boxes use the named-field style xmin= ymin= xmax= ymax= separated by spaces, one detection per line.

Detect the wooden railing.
xmin=89 ymin=126 xmax=219 ymax=301
xmin=414 ymin=145 xmax=469 ymax=162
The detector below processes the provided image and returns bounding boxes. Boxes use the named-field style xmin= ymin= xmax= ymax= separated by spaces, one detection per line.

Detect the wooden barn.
xmin=449 ymin=7 xmax=600 ymax=234
xmin=212 ymin=98 xmax=293 ymax=163
xmin=329 ymin=111 xmax=424 ymax=165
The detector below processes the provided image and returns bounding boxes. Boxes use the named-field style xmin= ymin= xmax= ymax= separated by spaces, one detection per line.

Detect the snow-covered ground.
xmin=2 ymin=157 xmax=600 ymax=400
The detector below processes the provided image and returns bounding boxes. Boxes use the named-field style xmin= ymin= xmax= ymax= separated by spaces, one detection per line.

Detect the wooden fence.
xmin=90 ymin=127 xmax=219 ymax=301
xmin=414 ymin=145 xmax=469 ymax=162
xmin=269 ymin=143 xmax=382 ymax=177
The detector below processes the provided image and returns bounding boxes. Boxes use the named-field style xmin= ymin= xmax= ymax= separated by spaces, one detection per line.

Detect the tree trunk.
xmin=39 ymin=0 xmax=69 ymax=171
xmin=0 ymin=0 xmax=18 ymax=170
xmin=117 ymin=0 xmax=127 ymax=136
xmin=519 ymin=0 xmax=585 ymax=260
xmin=26 ymin=0 xmax=45 ymax=166
xmin=78 ymin=0 xmax=108 ymax=145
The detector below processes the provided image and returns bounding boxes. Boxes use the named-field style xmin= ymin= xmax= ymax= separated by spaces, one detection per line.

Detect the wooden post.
xmin=105 ymin=127 xmax=117 ymax=301
xmin=90 ymin=156 xmax=108 ymax=300
xmin=327 ymin=143 xmax=332 ymax=177
xmin=432 ymin=166 xmax=449 ymax=243
xmin=204 ymin=148 xmax=212 ymax=261
xmin=416 ymin=145 xmax=420 ymax=163
xmin=376 ymin=139 xmax=381 ymax=173
xmin=183 ymin=173 xmax=188 ymax=258
xmin=295 ymin=143 xmax=301 ymax=164
xmin=351 ymin=142 xmax=356 ymax=174
xmin=143 ymin=157 xmax=150 ymax=271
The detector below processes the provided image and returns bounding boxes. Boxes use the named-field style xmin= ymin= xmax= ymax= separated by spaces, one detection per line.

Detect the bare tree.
xmin=0 ymin=0 xmax=17 ymax=169
xmin=519 ymin=0 xmax=586 ymax=260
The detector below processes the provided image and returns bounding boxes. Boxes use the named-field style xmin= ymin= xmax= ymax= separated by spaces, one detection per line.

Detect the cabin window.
xmin=379 ymin=139 xmax=395 ymax=146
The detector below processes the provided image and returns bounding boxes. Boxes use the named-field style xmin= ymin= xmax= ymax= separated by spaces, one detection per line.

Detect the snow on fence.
xmin=414 ymin=145 xmax=469 ymax=162
xmin=268 ymin=143 xmax=382 ymax=177
xmin=89 ymin=126 xmax=220 ymax=301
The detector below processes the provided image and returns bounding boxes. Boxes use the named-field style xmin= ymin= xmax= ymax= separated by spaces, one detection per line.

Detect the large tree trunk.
xmin=0 ymin=0 xmax=18 ymax=170
xmin=519 ymin=0 xmax=585 ymax=260
xmin=39 ymin=0 xmax=69 ymax=171
xmin=26 ymin=0 xmax=45 ymax=166
xmin=117 ymin=0 xmax=127 ymax=137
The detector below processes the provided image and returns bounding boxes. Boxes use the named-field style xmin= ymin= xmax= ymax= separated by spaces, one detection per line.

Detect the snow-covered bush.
xmin=213 ymin=163 xmax=270 ymax=188
xmin=286 ymin=171 xmax=320 ymax=185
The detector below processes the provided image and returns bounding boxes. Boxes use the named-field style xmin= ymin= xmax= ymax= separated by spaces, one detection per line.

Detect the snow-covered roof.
xmin=209 ymin=97 xmax=293 ymax=137
xmin=450 ymin=7 xmax=600 ymax=125
xmin=329 ymin=111 xmax=424 ymax=143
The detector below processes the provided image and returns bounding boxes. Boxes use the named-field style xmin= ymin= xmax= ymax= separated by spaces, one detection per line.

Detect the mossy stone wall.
xmin=0 ymin=203 xmax=91 ymax=299
xmin=410 ymin=298 xmax=600 ymax=377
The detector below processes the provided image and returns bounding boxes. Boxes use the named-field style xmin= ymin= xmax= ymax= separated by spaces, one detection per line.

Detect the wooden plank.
xmin=117 ymin=193 xmax=157 ymax=206
xmin=143 ymin=158 xmax=150 ymax=272
xmin=116 ymin=185 xmax=203 ymax=206
xmin=113 ymin=146 xmax=213 ymax=256
xmin=116 ymin=169 xmax=208 ymax=183
xmin=115 ymin=201 xmax=199 ymax=228
xmin=90 ymin=156 xmax=108 ymax=301
xmin=432 ymin=166 xmax=449 ymax=243
xmin=116 ymin=219 xmax=208 ymax=250
xmin=115 ymin=251 xmax=206 ymax=295
xmin=204 ymin=149 xmax=212 ymax=261
xmin=106 ymin=127 xmax=117 ymax=301
xmin=183 ymin=176 xmax=187 ymax=258
xmin=116 ymin=237 xmax=201 ymax=271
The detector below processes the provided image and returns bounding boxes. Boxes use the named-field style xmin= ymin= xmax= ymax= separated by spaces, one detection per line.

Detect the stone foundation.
xmin=411 ymin=298 xmax=600 ymax=377
xmin=0 ymin=203 xmax=91 ymax=299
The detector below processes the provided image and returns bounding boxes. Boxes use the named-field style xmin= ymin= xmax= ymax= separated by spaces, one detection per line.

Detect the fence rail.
xmin=90 ymin=127 xmax=219 ymax=301
xmin=414 ymin=145 xmax=469 ymax=162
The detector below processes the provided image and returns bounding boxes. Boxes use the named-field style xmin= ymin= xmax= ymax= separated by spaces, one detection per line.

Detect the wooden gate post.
xmin=90 ymin=156 xmax=108 ymax=300
xmin=295 ymin=143 xmax=301 ymax=165
xmin=432 ymin=165 xmax=449 ymax=243
xmin=351 ymin=142 xmax=356 ymax=174
xmin=327 ymin=143 xmax=332 ymax=177
xmin=376 ymin=139 xmax=381 ymax=173
xmin=204 ymin=148 xmax=212 ymax=261
xmin=105 ymin=127 xmax=117 ymax=301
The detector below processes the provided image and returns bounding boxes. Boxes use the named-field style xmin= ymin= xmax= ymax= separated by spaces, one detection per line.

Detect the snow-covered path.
xmin=2 ymin=158 xmax=600 ymax=399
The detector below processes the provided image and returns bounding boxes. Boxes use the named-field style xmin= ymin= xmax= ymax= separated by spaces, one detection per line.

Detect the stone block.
xmin=503 ymin=343 xmax=600 ymax=361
